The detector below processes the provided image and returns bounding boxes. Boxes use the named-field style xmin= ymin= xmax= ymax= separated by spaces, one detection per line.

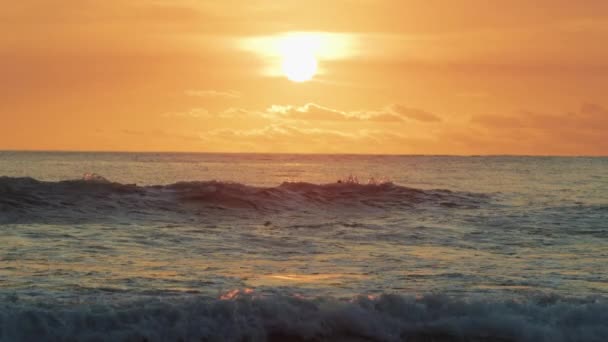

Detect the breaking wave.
xmin=0 ymin=176 xmax=486 ymax=223
xmin=1 ymin=292 xmax=606 ymax=342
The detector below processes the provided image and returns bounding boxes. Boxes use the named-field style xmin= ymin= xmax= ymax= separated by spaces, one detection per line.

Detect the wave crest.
xmin=0 ymin=176 xmax=486 ymax=223
xmin=1 ymin=293 xmax=606 ymax=342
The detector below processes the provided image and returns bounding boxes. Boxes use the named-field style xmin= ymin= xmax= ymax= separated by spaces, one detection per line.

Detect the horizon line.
xmin=0 ymin=149 xmax=606 ymax=158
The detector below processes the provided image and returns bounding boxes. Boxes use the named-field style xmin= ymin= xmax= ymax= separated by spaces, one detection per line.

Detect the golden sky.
xmin=2 ymin=0 xmax=608 ymax=155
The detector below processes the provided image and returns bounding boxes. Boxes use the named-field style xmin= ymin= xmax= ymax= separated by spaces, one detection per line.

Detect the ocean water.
xmin=1 ymin=151 xmax=607 ymax=341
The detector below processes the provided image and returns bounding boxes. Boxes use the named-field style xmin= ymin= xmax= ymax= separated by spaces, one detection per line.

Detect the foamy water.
xmin=1 ymin=152 xmax=607 ymax=341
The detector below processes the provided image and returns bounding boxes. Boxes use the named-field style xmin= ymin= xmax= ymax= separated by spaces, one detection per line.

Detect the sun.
xmin=240 ymin=32 xmax=355 ymax=82
xmin=276 ymin=34 xmax=322 ymax=82
xmin=282 ymin=52 xmax=317 ymax=82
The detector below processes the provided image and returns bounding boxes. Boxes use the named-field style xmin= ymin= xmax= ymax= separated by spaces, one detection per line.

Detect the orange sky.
xmin=1 ymin=0 xmax=607 ymax=155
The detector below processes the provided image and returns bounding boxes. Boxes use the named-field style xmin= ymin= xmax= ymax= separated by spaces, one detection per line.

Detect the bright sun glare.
xmin=240 ymin=32 xmax=355 ymax=82
xmin=278 ymin=35 xmax=319 ymax=82
xmin=282 ymin=52 xmax=317 ymax=82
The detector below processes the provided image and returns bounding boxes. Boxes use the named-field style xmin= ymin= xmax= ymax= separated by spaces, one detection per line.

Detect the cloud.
xmin=198 ymin=123 xmax=433 ymax=154
xmin=217 ymin=107 xmax=262 ymax=118
xmin=155 ymin=102 xmax=608 ymax=155
xmin=184 ymin=90 xmax=241 ymax=98
xmin=464 ymin=103 xmax=608 ymax=154
xmin=267 ymin=103 xmax=441 ymax=122
xmin=162 ymin=107 xmax=267 ymax=120
xmin=389 ymin=104 xmax=442 ymax=122
xmin=207 ymin=124 xmax=359 ymax=140
xmin=267 ymin=104 xmax=364 ymax=121
xmin=201 ymin=124 xmax=357 ymax=153
xmin=472 ymin=103 xmax=608 ymax=131
xmin=470 ymin=114 xmax=525 ymax=128
xmin=162 ymin=108 xmax=209 ymax=118
xmin=161 ymin=103 xmax=443 ymax=128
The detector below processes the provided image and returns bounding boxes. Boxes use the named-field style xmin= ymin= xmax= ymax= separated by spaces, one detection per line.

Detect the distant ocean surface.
xmin=1 ymin=151 xmax=607 ymax=341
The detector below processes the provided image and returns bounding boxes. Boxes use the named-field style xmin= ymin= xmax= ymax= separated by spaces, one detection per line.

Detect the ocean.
xmin=1 ymin=151 xmax=607 ymax=341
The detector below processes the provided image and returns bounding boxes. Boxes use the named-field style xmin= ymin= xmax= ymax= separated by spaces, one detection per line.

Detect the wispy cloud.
xmin=389 ymin=104 xmax=442 ymax=122
xmin=163 ymin=102 xmax=442 ymax=124
xmin=267 ymin=103 xmax=442 ymax=122
xmin=184 ymin=90 xmax=241 ymax=99
xmin=200 ymin=124 xmax=411 ymax=153
xmin=453 ymin=103 xmax=608 ymax=154
xmin=162 ymin=108 xmax=209 ymax=118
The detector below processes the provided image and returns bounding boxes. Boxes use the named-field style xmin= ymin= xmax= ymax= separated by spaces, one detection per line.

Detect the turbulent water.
xmin=1 ymin=152 xmax=607 ymax=341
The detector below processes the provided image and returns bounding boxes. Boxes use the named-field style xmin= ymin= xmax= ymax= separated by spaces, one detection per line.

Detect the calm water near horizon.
xmin=1 ymin=151 xmax=607 ymax=341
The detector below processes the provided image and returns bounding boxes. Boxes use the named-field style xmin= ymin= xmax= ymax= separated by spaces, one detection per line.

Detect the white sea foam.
xmin=1 ymin=293 xmax=607 ymax=342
